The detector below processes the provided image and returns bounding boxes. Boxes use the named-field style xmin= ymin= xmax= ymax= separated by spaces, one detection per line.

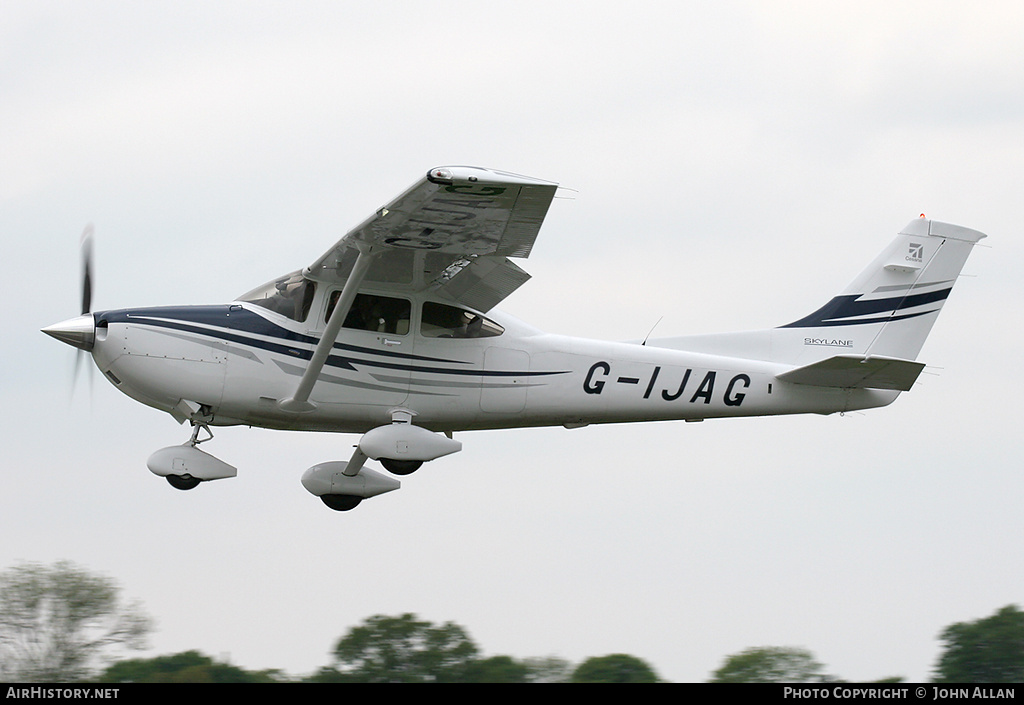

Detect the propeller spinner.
xmin=42 ymin=226 xmax=98 ymax=354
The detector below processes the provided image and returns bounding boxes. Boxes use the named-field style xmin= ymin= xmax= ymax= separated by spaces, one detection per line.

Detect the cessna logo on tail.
xmin=907 ymin=242 xmax=924 ymax=262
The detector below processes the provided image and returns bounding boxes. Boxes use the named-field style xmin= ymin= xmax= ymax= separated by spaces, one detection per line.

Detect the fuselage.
xmin=87 ymin=288 xmax=896 ymax=435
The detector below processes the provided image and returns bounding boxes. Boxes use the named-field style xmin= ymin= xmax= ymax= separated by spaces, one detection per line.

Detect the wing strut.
xmin=279 ymin=247 xmax=377 ymax=412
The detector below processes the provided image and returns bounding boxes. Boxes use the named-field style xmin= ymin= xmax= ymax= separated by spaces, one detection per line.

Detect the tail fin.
xmin=778 ymin=218 xmax=986 ymax=362
xmin=649 ymin=218 xmax=986 ymax=380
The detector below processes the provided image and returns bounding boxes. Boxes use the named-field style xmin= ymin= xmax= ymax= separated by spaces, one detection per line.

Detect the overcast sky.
xmin=3 ymin=1 xmax=1022 ymax=682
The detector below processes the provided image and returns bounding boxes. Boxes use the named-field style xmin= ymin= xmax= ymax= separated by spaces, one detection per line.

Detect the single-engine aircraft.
xmin=43 ymin=166 xmax=986 ymax=511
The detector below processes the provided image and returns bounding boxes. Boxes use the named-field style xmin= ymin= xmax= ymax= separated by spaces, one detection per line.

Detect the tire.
xmin=166 ymin=474 xmax=201 ymax=491
xmin=380 ymin=458 xmax=423 ymax=475
xmin=320 ymin=494 xmax=363 ymax=511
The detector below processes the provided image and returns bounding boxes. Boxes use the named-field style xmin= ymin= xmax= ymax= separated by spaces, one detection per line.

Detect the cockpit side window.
xmin=238 ymin=271 xmax=315 ymax=322
xmin=421 ymin=302 xmax=504 ymax=339
xmin=326 ymin=291 xmax=411 ymax=335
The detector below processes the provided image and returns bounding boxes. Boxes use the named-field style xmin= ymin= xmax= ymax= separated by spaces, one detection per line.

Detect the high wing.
xmin=280 ymin=166 xmax=558 ymax=412
xmin=304 ymin=166 xmax=559 ymax=313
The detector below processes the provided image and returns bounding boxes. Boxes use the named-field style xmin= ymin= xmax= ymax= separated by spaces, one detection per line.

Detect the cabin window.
xmin=238 ymin=271 xmax=315 ymax=322
xmin=421 ymin=302 xmax=504 ymax=339
xmin=326 ymin=291 xmax=411 ymax=335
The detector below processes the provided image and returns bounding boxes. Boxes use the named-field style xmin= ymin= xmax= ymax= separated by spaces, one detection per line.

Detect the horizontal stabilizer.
xmin=777 ymin=355 xmax=926 ymax=391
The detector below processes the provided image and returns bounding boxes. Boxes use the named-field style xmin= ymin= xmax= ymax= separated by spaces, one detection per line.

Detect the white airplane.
xmin=43 ymin=166 xmax=986 ymax=511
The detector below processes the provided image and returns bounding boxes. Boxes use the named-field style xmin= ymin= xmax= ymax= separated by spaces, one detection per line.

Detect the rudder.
xmin=778 ymin=217 xmax=986 ymax=363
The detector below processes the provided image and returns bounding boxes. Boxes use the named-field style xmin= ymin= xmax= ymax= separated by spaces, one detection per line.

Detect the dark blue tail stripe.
xmin=780 ymin=288 xmax=951 ymax=329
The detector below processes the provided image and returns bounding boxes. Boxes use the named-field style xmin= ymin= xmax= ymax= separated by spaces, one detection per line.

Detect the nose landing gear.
xmin=147 ymin=415 xmax=237 ymax=490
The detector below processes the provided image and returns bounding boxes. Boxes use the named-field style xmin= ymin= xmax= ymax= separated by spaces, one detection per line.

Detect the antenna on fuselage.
xmin=641 ymin=316 xmax=663 ymax=346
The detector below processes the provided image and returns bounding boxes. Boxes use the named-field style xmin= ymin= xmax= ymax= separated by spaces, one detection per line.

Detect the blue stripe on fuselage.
xmin=96 ymin=305 xmax=568 ymax=379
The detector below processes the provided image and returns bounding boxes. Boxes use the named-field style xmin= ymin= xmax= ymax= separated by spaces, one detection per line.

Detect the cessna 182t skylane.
xmin=43 ymin=166 xmax=986 ymax=511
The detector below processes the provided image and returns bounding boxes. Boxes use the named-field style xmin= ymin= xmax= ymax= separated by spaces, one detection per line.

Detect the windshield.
xmin=238 ymin=271 xmax=316 ymax=322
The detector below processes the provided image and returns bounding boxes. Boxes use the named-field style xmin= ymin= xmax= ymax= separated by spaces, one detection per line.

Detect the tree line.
xmin=1 ymin=562 xmax=1021 ymax=683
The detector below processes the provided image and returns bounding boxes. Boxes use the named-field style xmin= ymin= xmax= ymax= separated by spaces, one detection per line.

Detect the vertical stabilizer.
xmin=647 ymin=218 xmax=985 ymax=373
xmin=777 ymin=218 xmax=986 ymax=362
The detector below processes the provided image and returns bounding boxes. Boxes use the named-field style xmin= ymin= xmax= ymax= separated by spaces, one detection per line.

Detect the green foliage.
xmin=98 ymin=650 xmax=282 ymax=683
xmin=710 ymin=646 xmax=827 ymax=683
xmin=460 ymin=655 xmax=531 ymax=683
xmin=328 ymin=613 xmax=479 ymax=682
xmin=35 ymin=561 xmax=1024 ymax=685
xmin=0 ymin=562 xmax=151 ymax=683
xmin=313 ymin=614 xmax=582 ymax=682
xmin=571 ymin=653 xmax=660 ymax=683
xmin=521 ymin=655 xmax=574 ymax=683
xmin=933 ymin=605 xmax=1024 ymax=683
